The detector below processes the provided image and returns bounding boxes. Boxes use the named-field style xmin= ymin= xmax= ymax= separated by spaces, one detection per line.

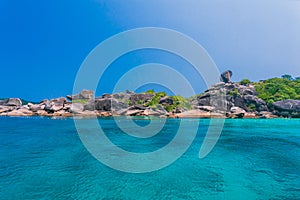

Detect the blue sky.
xmin=1 ymin=0 xmax=300 ymax=100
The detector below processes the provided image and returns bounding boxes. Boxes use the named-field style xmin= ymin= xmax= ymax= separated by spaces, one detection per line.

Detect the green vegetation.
xmin=253 ymin=75 xmax=300 ymax=104
xmin=144 ymin=92 xmax=191 ymax=112
xmin=281 ymin=74 xmax=293 ymax=81
xmin=145 ymin=92 xmax=166 ymax=108
xmin=144 ymin=89 xmax=155 ymax=94
xmin=240 ymin=79 xmax=251 ymax=86
xmin=247 ymin=103 xmax=256 ymax=111
xmin=229 ymin=89 xmax=239 ymax=97
xmin=72 ymin=99 xmax=89 ymax=104
xmin=136 ymin=99 xmax=145 ymax=105
xmin=164 ymin=95 xmax=192 ymax=112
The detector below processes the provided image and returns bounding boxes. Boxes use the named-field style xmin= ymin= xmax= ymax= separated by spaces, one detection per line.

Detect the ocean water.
xmin=0 ymin=117 xmax=299 ymax=200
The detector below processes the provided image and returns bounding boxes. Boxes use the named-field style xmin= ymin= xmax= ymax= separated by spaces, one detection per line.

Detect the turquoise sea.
xmin=0 ymin=117 xmax=299 ymax=199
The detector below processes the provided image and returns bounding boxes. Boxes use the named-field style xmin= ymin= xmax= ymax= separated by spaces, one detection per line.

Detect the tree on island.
xmin=240 ymin=79 xmax=251 ymax=86
xmin=281 ymin=74 xmax=293 ymax=81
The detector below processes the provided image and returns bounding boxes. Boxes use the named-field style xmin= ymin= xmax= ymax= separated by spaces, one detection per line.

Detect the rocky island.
xmin=1 ymin=72 xmax=300 ymax=118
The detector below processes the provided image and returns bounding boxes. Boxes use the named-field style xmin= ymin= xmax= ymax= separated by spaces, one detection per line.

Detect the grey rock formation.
xmin=220 ymin=70 xmax=233 ymax=83
xmin=159 ymin=97 xmax=174 ymax=105
xmin=43 ymin=97 xmax=66 ymax=112
xmin=129 ymin=94 xmax=154 ymax=105
xmin=243 ymin=95 xmax=268 ymax=112
xmin=0 ymin=99 xmax=7 ymax=105
xmin=0 ymin=106 xmax=14 ymax=113
xmin=50 ymin=97 xmax=67 ymax=105
xmin=229 ymin=106 xmax=246 ymax=118
xmin=69 ymin=103 xmax=84 ymax=114
xmin=67 ymin=90 xmax=94 ymax=100
xmin=84 ymin=98 xmax=128 ymax=112
xmin=194 ymin=82 xmax=268 ymax=113
xmin=0 ymin=98 xmax=22 ymax=107
xmin=28 ymin=103 xmax=45 ymax=112
xmin=271 ymin=100 xmax=300 ymax=117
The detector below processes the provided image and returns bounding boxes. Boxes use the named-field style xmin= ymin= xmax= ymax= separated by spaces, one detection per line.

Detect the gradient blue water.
xmin=0 ymin=117 xmax=299 ymax=199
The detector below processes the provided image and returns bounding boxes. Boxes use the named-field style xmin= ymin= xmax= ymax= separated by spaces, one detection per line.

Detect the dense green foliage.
xmin=254 ymin=77 xmax=300 ymax=104
xmin=281 ymin=74 xmax=293 ymax=81
xmin=145 ymin=92 xmax=166 ymax=108
xmin=165 ymin=95 xmax=192 ymax=112
xmin=144 ymin=92 xmax=191 ymax=112
xmin=240 ymin=79 xmax=251 ymax=85
xmin=144 ymin=89 xmax=155 ymax=94
xmin=229 ymin=89 xmax=239 ymax=97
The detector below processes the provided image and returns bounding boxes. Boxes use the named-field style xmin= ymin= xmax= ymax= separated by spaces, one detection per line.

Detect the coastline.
xmin=1 ymin=81 xmax=299 ymax=119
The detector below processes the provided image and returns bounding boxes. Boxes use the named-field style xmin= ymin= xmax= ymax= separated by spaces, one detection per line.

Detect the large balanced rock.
xmin=67 ymin=90 xmax=94 ymax=100
xmin=220 ymin=70 xmax=233 ymax=83
xmin=194 ymin=82 xmax=268 ymax=114
xmin=271 ymin=100 xmax=300 ymax=117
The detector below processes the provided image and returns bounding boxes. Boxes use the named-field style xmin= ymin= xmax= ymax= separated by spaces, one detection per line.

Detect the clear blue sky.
xmin=1 ymin=0 xmax=300 ymax=101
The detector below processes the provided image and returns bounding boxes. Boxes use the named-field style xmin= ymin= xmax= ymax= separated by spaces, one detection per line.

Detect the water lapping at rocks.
xmin=1 ymin=82 xmax=300 ymax=118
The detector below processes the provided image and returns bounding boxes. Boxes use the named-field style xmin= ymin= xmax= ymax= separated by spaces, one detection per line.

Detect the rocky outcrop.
xmin=44 ymin=97 xmax=67 ymax=112
xmin=84 ymin=98 xmax=128 ymax=112
xmin=227 ymin=107 xmax=246 ymax=118
xmin=6 ymin=108 xmax=33 ymax=116
xmin=66 ymin=90 xmax=94 ymax=100
xmin=0 ymin=98 xmax=22 ymax=107
xmin=69 ymin=103 xmax=84 ymax=114
xmin=243 ymin=95 xmax=269 ymax=112
xmin=159 ymin=97 xmax=174 ymax=105
xmin=0 ymin=85 xmax=299 ymax=118
xmin=220 ymin=70 xmax=232 ymax=83
xmin=129 ymin=93 xmax=154 ymax=105
xmin=193 ymin=82 xmax=269 ymax=115
xmin=271 ymin=100 xmax=300 ymax=117
xmin=175 ymin=110 xmax=224 ymax=118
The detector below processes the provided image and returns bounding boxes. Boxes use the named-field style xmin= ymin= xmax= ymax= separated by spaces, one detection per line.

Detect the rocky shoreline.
xmin=1 ymin=82 xmax=300 ymax=119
